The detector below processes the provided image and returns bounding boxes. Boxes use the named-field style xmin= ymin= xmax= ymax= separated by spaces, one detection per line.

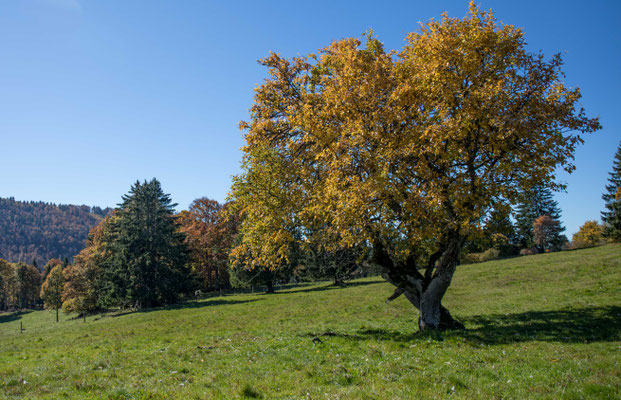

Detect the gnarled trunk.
xmin=376 ymin=235 xmax=465 ymax=331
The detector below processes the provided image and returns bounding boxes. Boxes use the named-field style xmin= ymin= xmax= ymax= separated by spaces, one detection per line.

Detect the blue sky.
xmin=0 ymin=0 xmax=619 ymax=237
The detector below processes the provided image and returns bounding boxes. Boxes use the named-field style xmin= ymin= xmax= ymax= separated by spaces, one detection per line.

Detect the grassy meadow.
xmin=1 ymin=244 xmax=620 ymax=399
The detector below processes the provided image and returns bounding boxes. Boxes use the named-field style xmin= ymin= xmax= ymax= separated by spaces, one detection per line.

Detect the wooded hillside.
xmin=0 ymin=197 xmax=110 ymax=267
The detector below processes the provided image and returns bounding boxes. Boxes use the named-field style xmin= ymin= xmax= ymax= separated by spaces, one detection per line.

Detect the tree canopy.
xmin=230 ymin=3 xmax=600 ymax=330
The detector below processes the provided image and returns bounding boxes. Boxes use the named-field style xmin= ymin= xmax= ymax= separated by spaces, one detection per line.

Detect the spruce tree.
xmin=101 ymin=179 xmax=190 ymax=309
xmin=601 ymin=142 xmax=621 ymax=241
xmin=515 ymin=186 xmax=565 ymax=248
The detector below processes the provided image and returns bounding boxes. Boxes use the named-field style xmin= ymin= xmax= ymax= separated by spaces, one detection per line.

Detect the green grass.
xmin=1 ymin=244 xmax=620 ymax=399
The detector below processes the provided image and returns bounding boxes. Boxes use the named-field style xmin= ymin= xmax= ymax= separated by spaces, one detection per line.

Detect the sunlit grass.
xmin=1 ymin=244 xmax=619 ymax=399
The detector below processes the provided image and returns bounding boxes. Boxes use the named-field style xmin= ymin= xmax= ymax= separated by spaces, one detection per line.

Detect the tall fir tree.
xmin=100 ymin=179 xmax=191 ymax=309
xmin=514 ymin=186 xmax=565 ymax=248
xmin=601 ymin=142 xmax=621 ymax=241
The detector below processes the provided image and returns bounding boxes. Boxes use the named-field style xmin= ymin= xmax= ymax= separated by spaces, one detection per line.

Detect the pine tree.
xmin=515 ymin=186 xmax=565 ymax=248
xmin=100 ymin=179 xmax=191 ymax=309
xmin=601 ymin=142 xmax=621 ymax=241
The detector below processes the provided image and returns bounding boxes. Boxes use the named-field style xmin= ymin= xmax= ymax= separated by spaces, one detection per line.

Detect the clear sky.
xmin=0 ymin=0 xmax=619 ymax=237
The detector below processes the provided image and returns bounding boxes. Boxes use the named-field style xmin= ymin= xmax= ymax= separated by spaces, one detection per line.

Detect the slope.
xmin=0 ymin=244 xmax=619 ymax=399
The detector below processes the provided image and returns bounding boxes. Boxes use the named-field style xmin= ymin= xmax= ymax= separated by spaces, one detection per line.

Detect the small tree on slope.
xmin=515 ymin=186 xmax=565 ymax=249
xmin=40 ymin=265 xmax=64 ymax=322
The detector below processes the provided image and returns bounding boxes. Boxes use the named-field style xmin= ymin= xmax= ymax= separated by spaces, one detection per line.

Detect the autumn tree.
xmin=177 ymin=198 xmax=240 ymax=291
xmin=62 ymin=215 xmax=113 ymax=315
xmin=14 ymin=262 xmax=41 ymax=308
xmin=230 ymin=4 xmax=600 ymax=330
xmin=42 ymin=258 xmax=62 ymax=280
xmin=0 ymin=259 xmax=14 ymax=310
xmin=572 ymin=220 xmax=604 ymax=248
xmin=99 ymin=179 xmax=191 ymax=309
xmin=532 ymin=215 xmax=563 ymax=252
xmin=229 ymin=235 xmax=295 ymax=293
xmin=40 ymin=265 xmax=64 ymax=322
xmin=601 ymin=142 xmax=621 ymax=241
xmin=515 ymin=186 xmax=565 ymax=248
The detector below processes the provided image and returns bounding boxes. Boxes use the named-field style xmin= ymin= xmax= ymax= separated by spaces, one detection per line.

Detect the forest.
xmin=0 ymin=197 xmax=110 ymax=267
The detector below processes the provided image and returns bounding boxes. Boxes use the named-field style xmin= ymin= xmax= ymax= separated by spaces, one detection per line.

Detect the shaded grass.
xmin=1 ymin=244 xmax=619 ymax=399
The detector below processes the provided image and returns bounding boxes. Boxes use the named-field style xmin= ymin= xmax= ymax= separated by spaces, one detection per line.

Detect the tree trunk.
xmin=56 ymin=308 xmax=59 ymax=322
xmin=376 ymin=237 xmax=465 ymax=331
xmin=265 ymin=280 xmax=275 ymax=294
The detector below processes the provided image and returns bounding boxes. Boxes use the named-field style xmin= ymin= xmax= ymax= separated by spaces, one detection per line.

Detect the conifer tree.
xmin=515 ymin=186 xmax=565 ymax=248
xmin=601 ymin=142 xmax=621 ymax=241
xmin=100 ymin=179 xmax=191 ymax=309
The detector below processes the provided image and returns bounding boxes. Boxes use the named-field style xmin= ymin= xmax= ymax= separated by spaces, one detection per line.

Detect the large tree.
xmin=230 ymin=4 xmax=600 ymax=330
xmin=601 ymin=142 xmax=621 ymax=241
xmin=100 ymin=179 xmax=191 ymax=309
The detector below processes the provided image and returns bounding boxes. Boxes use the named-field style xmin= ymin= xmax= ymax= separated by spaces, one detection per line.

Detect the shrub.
xmin=572 ymin=220 xmax=604 ymax=249
xmin=519 ymin=247 xmax=539 ymax=256
xmin=461 ymin=248 xmax=500 ymax=264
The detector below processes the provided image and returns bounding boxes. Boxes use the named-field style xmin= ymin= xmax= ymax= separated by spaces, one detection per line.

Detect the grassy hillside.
xmin=1 ymin=244 xmax=620 ymax=399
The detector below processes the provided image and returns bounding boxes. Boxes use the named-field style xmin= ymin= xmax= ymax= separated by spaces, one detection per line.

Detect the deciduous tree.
xmin=14 ymin=262 xmax=41 ymax=308
xmin=230 ymin=4 xmax=600 ymax=330
xmin=177 ymin=198 xmax=239 ymax=291
xmin=532 ymin=215 xmax=562 ymax=252
xmin=40 ymin=265 xmax=64 ymax=322
xmin=515 ymin=186 xmax=565 ymax=248
xmin=62 ymin=215 xmax=113 ymax=315
xmin=572 ymin=220 xmax=604 ymax=248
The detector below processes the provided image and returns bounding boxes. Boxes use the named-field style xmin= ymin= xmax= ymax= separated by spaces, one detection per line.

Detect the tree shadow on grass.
xmin=0 ymin=310 xmax=32 ymax=324
xmin=308 ymin=306 xmax=621 ymax=345
xmin=458 ymin=305 xmax=621 ymax=344
xmin=104 ymin=298 xmax=264 ymax=318
xmin=275 ymin=279 xmax=384 ymax=295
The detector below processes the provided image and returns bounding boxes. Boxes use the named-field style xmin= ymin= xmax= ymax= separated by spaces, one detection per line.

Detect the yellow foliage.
xmin=230 ymin=4 xmax=600 ymax=269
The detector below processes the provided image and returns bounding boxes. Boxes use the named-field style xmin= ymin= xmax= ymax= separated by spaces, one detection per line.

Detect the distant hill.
xmin=0 ymin=197 xmax=111 ymax=268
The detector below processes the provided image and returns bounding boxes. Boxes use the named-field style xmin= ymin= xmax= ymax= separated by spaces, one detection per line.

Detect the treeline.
xmin=0 ymin=197 xmax=111 ymax=267
xmin=0 ymin=179 xmax=375 ymax=315
xmin=461 ymin=141 xmax=621 ymax=263
xmin=3 ymin=139 xmax=619 ymax=316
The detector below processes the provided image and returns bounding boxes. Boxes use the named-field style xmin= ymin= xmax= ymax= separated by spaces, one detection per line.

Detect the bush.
xmin=519 ymin=247 xmax=539 ymax=256
xmin=461 ymin=248 xmax=500 ymax=264
xmin=479 ymin=248 xmax=500 ymax=262
xmin=572 ymin=220 xmax=604 ymax=249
